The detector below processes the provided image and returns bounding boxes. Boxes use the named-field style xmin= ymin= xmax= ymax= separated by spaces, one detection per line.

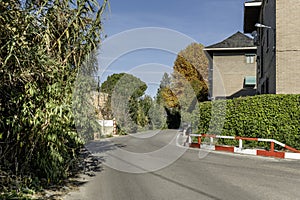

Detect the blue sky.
xmin=97 ymin=0 xmax=248 ymax=97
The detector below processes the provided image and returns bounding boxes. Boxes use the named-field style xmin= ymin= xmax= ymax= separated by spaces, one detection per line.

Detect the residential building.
xmin=204 ymin=32 xmax=257 ymax=99
xmin=244 ymin=0 xmax=300 ymax=94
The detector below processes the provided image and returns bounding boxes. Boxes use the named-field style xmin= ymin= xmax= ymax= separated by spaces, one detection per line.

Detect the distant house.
xmin=204 ymin=32 xmax=257 ymax=100
xmin=244 ymin=0 xmax=300 ymax=94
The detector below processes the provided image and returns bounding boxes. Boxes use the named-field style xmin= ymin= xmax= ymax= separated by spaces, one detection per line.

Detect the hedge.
xmin=197 ymin=94 xmax=300 ymax=149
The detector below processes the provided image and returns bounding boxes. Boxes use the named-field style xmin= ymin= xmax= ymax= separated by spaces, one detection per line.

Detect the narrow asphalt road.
xmin=64 ymin=130 xmax=300 ymax=200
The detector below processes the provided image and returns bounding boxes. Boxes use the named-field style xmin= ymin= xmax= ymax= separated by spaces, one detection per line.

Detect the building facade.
xmin=244 ymin=0 xmax=300 ymax=94
xmin=204 ymin=32 xmax=257 ymax=99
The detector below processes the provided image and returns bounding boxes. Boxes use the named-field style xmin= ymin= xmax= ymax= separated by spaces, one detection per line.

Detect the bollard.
xmin=113 ymin=118 xmax=117 ymax=135
xmin=270 ymin=141 xmax=274 ymax=152
xmin=198 ymin=136 xmax=201 ymax=145
xmin=239 ymin=139 xmax=243 ymax=150
xmin=210 ymin=137 xmax=214 ymax=146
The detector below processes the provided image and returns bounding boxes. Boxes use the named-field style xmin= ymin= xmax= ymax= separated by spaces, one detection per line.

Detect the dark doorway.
xmin=165 ymin=107 xmax=181 ymax=129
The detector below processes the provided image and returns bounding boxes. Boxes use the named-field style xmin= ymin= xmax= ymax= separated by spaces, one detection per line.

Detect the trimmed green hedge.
xmin=197 ymin=94 xmax=300 ymax=149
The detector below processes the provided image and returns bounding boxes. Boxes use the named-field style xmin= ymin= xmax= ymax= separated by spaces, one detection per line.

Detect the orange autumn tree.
xmin=158 ymin=43 xmax=208 ymax=127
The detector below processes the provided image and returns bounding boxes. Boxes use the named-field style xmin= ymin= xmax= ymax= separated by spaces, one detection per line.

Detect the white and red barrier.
xmin=187 ymin=134 xmax=300 ymax=160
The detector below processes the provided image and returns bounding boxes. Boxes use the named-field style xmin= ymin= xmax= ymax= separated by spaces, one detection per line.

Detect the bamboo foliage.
xmin=0 ymin=0 xmax=109 ymax=186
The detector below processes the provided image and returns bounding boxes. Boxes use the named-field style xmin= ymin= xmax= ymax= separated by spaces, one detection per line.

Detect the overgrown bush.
xmin=197 ymin=95 xmax=300 ymax=149
xmin=0 ymin=0 xmax=109 ymax=191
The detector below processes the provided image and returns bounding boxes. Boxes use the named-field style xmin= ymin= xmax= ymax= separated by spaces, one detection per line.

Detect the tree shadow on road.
xmin=85 ymin=140 xmax=126 ymax=154
xmin=41 ymin=145 xmax=109 ymax=199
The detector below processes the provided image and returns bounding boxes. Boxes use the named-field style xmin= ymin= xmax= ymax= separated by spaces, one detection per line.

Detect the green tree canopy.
xmin=100 ymin=73 xmax=127 ymax=94
xmin=100 ymin=73 xmax=147 ymax=133
xmin=100 ymin=73 xmax=147 ymax=120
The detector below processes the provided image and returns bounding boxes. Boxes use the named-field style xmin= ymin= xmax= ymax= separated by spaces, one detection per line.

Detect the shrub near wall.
xmin=198 ymin=95 xmax=300 ymax=149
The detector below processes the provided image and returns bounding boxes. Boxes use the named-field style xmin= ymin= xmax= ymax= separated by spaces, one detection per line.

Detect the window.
xmin=245 ymin=54 xmax=255 ymax=64
xmin=244 ymin=76 xmax=256 ymax=88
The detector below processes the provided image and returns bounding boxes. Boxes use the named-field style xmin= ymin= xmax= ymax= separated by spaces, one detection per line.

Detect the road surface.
xmin=64 ymin=130 xmax=300 ymax=200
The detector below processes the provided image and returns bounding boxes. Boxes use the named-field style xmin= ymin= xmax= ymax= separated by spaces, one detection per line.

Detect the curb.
xmin=187 ymin=134 xmax=300 ymax=160
xmin=188 ymin=143 xmax=300 ymax=160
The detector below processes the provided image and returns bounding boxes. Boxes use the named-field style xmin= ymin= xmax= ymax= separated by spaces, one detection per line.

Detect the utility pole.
xmin=97 ymin=75 xmax=100 ymax=108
